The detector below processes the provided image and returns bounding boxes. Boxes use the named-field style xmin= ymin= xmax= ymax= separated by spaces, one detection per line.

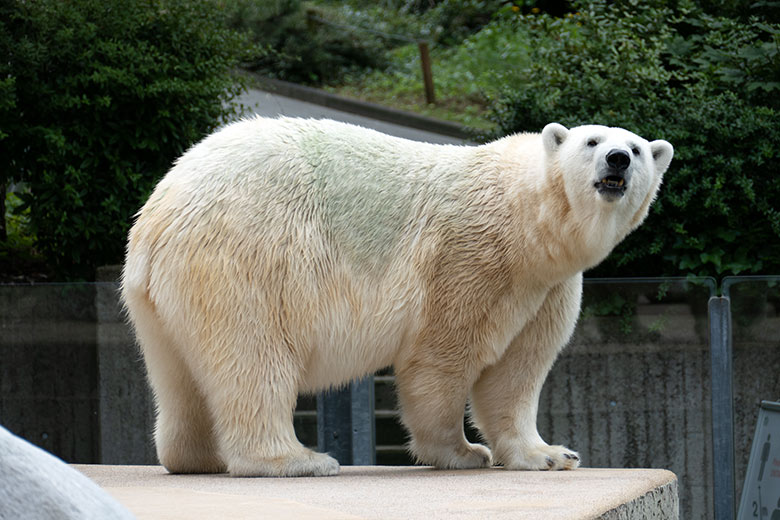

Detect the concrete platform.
xmin=74 ymin=465 xmax=678 ymax=519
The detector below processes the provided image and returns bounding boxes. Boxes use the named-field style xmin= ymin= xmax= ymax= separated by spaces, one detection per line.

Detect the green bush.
xmin=667 ymin=14 xmax=780 ymax=111
xmin=485 ymin=1 xmax=780 ymax=278
xmin=424 ymin=0 xmax=508 ymax=45
xmin=234 ymin=0 xmax=510 ymax=86
xmin=222 ymin=0 xmax=388 ymax=85
xmin=0 ymin=0 xmax=255 ymax=280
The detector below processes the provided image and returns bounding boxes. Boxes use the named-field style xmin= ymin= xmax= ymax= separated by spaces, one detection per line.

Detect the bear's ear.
xmin=542 ymin=123 xmax=569 ymax=153
xmin=650 ymin=140 xmax=674 ymax=175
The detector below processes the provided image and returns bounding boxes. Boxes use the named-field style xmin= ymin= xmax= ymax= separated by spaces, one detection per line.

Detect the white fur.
xmin=0 ymin=426 xmax=135 ymax=519
xmin=121 ymin=117 xmax=672 ymax=476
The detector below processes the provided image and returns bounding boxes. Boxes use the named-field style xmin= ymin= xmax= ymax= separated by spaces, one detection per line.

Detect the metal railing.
xmin=710 ymin=276 xmax=780 ymax=520
xmin=316 ymin=276 xmax=779 ymax=520
xmin=1 ymin=275 xmax=778 ymax=520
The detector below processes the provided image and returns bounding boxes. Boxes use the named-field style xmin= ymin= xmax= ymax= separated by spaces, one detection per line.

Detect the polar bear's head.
xmin=541 ymin=123 xmax=673 ymax=210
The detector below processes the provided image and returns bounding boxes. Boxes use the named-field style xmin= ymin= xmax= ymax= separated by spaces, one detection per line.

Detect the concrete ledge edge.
xmin=249 ymin=75 xmax=474 ymax=140
xmin=599 ymin=473 xmax=679 ymax=519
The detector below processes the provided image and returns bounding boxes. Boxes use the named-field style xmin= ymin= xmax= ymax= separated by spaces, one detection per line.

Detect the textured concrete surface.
xmin=74 ymin=465 xmax=678 ymax=520
xmin=95 ymin=268 xmax=156 ymax=465
xmin=0 ymin=284 xmax=100 ymax=463
xmin=599 ymin=478 xmax=679 ymax=520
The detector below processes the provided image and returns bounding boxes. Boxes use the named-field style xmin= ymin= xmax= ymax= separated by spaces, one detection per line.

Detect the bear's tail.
xmin=120 ymin=235 xmax=156 ymax=334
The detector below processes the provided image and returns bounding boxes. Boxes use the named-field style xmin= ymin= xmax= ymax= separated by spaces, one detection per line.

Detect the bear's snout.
xmin=606 ymin=149 xmax=631 ymax=171
xmin=595 ymin=148 xmax=631 ymax=199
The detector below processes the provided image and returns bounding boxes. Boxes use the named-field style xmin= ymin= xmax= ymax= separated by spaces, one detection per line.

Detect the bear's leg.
xmin=135 ymin=314 xmax=226 ymax=473
xmin=198 ymin=338 xmax=339 ymax=478
xmin=470 ymin=274 xmax=583 ymax=471
xmin=394 ymin=353 xmax=493 ymax=469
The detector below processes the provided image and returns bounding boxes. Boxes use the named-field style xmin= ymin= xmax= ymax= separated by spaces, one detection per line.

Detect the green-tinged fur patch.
xmin=300 ymin=127 xmax=458 ymax=271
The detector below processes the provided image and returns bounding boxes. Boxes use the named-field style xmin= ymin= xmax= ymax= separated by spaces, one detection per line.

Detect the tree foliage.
xmin=486 ymin=0 xmax=780 ymax=277
xmin=0 ymin=0 xmax=255 ymax=279
xmin=220 ymin=0 xmax=389 ymax=85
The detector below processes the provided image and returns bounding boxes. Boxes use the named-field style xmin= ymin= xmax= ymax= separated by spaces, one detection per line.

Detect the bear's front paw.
xmin=501 ymin=444 xmax=580 ymax=471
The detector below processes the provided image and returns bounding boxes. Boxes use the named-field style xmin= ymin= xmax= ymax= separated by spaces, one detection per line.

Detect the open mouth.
xmin=594 ymin=175 xmax=627 ymax=197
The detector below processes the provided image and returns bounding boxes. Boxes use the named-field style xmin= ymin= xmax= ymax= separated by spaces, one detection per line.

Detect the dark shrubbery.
xmin=223 ymin=0 xmax=510 ymax=86
xmin=221 ymin=0 xmax=388 ymax=85
xmin=3 ymin=0 xmax=777 ymax=280
xmin=486 ymin=1 xmax=780 ymax=278
xmin=416 ymin=0 xmax=509 ymax=45
xmin=0 ymin=0 xmax=255 ymax=279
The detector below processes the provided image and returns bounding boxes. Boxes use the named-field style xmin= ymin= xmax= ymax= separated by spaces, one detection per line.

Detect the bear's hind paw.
xmin=228 ymin=450 xmax=340 ymax=477
xmin=416 ymin=441 xmax=493 ymax=470
xmin=502 ymin=444 xmax=580 ymax=471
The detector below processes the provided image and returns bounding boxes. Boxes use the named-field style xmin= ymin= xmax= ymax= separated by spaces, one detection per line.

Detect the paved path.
xmin=75 ymin=465 xmax=678 ymax=520
xmin=235 ymin=89 xmax=469 ymax=145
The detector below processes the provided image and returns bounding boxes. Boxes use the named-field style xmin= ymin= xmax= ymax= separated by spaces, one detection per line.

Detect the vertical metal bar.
xmin=418 ymin=41 xmax=435 ymax=104
xmin=317 ymin=385 xmax=352 ymax=464
xmin=709 ymin=296 xmax=736 ymax=520
xmin=351 ymin=376 xmax=376 ymax=465
xmin=317 ymin=376 xmax=376 ymax=465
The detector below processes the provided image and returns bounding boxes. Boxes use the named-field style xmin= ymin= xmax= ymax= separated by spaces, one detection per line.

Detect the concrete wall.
xmin=728 ymin=282 xmax=780 ymax=500
xmin=540 ymin=292 xmax=715 ymax=520
xmin=372 ymin=280 xmax=779 ymax=520
xmin=1 ymin=277 xmax=777 ymax=520
xmin=0 ymin=284 xmax=99 ymax=463
xmin=95 ymin=269 xmax=156 ymax=464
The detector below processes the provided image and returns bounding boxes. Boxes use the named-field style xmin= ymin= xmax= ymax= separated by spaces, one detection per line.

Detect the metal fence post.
xmin=317 ymin=376 xmax=376 ymax=465
xmin=709 ymin=295 xmax=736 ymax=520
xmin=350 ymin=376 xmax=376 ymax=465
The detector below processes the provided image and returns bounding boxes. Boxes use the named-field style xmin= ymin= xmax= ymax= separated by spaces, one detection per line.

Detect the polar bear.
xmin=121 ymin=117 xmax=672 ymax=477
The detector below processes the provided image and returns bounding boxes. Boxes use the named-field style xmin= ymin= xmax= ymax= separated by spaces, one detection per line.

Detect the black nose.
xmin=606 ymin=149 xmax=631 ymax=171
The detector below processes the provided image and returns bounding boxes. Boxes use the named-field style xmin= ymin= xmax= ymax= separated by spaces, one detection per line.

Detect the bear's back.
xmin=146 ymin=117 xmax=481 ymax=271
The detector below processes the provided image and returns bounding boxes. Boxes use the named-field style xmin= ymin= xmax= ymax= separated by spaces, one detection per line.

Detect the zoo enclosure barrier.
xmin=0 ymin=274 xmax=778 ymax=520
xmin=320 ymin=275 xmax=778 ymax=520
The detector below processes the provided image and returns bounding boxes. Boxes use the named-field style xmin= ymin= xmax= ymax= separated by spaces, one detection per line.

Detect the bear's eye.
xmin=587 ymin=139 xmax=599 ymax=147
xmin=631 ymin=147 xmax=640 ymax=156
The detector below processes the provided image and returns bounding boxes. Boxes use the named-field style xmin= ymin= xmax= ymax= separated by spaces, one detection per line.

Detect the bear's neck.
xmin=501 ymin=164 xmax=628 ymax=284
